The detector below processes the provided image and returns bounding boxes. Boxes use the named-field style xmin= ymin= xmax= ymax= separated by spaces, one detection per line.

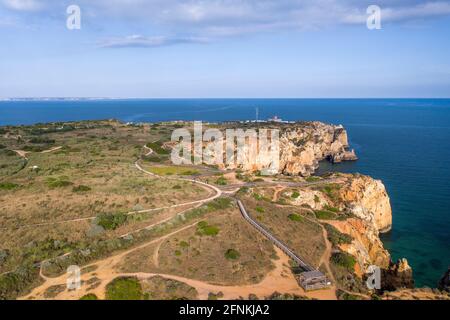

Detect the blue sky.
xmin=1 ymin=0 xmax=450 ymax=98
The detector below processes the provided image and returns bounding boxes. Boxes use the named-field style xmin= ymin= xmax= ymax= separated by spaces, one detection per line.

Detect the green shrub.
xmin=215 ymin=177 xmax=227 ymax=185
xmin=72 ymin=185 xmax=91 ymax=193
xmin=96 ymin=212 xmax=128 ymax=230
xmin=0 ymin=182 xmax=19 ymax=190
xmin=306 ymin=176 xmax=322 ymax=182
xmin=105 ymin=277 xmax=143 ymax=300
xmin=288 ymin=213 xmax=303 ymax=222
xmin=206 ymin=198 xmax=232 ymax=211
xmin=314 ymin=210 xmax=336 ymax=220
xmin=179 ymin=241 xmax=189 ymax=248
xmin=80 ymin=293 xmax=98 ymax=300
xmin=331 ymin=252 xmax=356 ymax=271
xmin=197 ymin=221 xmax=220 ymax=236
xmin=324 ymin=224 xmax=353 ymax=247
xmin=314 ymin=195 xmax=320 ymax=203
xmin=224 ymin=249 xmax=240 ymax=260
xmin=46 ymin=177 xmax=73 ymax=189
xmin=146 ymin=142 xmax=169 ymax=155
xmin=256 ymin=207 xmax=265 ymax=213
xmin=324 ymin=205 xmax=339 ymax=213
xmin=29 ymin=137 xmax=55 ymax=144
xmin=291 ymin=191 xmax=300 ymax=199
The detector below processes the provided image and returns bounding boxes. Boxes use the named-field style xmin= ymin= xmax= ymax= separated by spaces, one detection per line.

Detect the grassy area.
xmin=146 ymin=141 xmax=170 ymax=155
xmin=148 ymin=166 xmax=199 ymax=176
xmin=215 ymin=176 xmax=227 ymax=185
xmin=314 ymin=210 xmax=337 ymax=220
xmin=96 ymin=212 xmax=128 ymax=231
xmin=331 ymin=252 xmax=356 ymax=271
xmin=288 ymin=213 xmax=304 ymax=222
xmin=196 ymin=221 xmax=220 ymax=236
xmin=105 ymin=277 xmax=143 ymax=300
xmin=306 ymin=176 xmax=322 ymax=182
xmin=324 ymin=224 xmax=353 ymax=247
xmin=0 ymin=182 xmax=19 ymax=190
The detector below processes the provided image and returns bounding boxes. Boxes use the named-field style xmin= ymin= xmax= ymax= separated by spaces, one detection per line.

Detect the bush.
xmin=105 ymin=277 xmax=143 ymax=300
xmin=72 ymin=185 xmax=91 ymax=193
xmin=206 ymin=198 xmax=232 ymax=211
xmin=256 ymin=207 xmax=265 ymax=213
xmin=324 ymin=205 xmax=339 ymax=213
xmin=291 ymin=191 xmax=300 ymax=199
xmin=0 ymin=265 xmax=38 ymax=300
xmin=288 ymin=213 xmax=303 ymax=222
xmin=29 ymin=137 xmax=55 ymax=144
xmin=146 ymin=142 xmax=169 ymax=155
xmin=0 ymin=182 xmax=19 ymax=190
xmin=197 ymin=221 xmax=220 ymax=236
xmin=96 ymin=212 xmax=128 ymax=230
xmin=46 ymin=177 xmax=73 ymax=189
xmin=215 ymin=177 xmax=227 ymax=185
xmin=224 ymin=249 xmax=240 ymax=260
xmin=324 ymin=224 xmax=352 ymax=247
xmin=80 ymin=293 xmax=98 ymax=300
xmin=331 ymin=252 xmax=356 ymax=271
xmin=306 ymin=176 xmax=322 ymax=182
xmin=314 ymin=210 xmax=336 ymax=220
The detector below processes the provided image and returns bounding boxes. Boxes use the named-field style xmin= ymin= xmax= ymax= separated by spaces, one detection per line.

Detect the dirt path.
xmin=271 ymin=187 xmax=286 ymax=202
xmin=22 ymin=243 xmax=336 ymax=300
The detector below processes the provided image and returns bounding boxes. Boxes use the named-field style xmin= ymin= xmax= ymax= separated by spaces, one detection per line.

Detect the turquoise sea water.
xmin=0 ymin=98 xmax=449 ymax=287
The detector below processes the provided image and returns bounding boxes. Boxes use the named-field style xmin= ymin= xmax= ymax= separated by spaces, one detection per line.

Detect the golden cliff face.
xmin=279 ymin=122 xmax=357 ymax=176
xmin=202 ymin=121 xmax=358 ymax=175
xmin=338 ymin=175 xmax=393 ymax=233
xmin=331 ymin=174 xmax=394 ymax=270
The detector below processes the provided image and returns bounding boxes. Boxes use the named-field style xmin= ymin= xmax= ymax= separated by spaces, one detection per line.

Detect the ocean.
xmin=1 ymin=98 xmax=449 ymax=287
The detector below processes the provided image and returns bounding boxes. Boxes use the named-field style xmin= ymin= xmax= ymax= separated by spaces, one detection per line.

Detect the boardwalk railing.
xmin=237 ymin=200 xmax=314 ymax=271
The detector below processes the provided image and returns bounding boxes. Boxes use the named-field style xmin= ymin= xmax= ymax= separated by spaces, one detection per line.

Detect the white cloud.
xmin=2 ymin=0 xmax=42 ymax=11
xmin=343 ymin=1 xmax=450 ymax=24
xmin=2 ymin=1 xmax=450 ymax=42
xmin=97 ymin=34 xmax=208 ymax=48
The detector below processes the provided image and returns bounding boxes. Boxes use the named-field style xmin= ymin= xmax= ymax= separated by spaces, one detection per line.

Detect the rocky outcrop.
xmin=337 ymin=174 xmax=392 ymax=233
xmin=314 ymin=173 xmax=412 ymax=290
xmin=438 ymin=267 xmax=450 ymax=292
xmin=200 ymin=121 xmax=357 ymax=176
xmin=279 ymin=122 xmax=357 ymax=176
xmin=381 ymin=259 xmax=414 ymax=291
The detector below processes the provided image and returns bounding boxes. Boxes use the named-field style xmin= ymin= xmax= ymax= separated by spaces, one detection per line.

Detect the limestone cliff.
xmin=283 ymin=173 xmax=413 ymax=290
xmin=279 ymin=122 xmax=357 ymax=176
xmin=200 ymin=121 xmax=357 ymax=175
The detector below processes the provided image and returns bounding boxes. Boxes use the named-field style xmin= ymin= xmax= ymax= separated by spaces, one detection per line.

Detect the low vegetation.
xmin=314 ymin=210 xmax=337 ymax=220
xmin=324 ymin=224 xmax=353 ymax=247
xmin=288 ymin=213 xmax=304 ymax=222
xmin=196 ymin=221 xmax=220 ymax=236
xmin=224 ymin=249 xmax=240 ymax=260
xmin=96 ymin=212 xmax=128 ymax=231
xmin=105 ymin=277 xmax=143 ymax=300
xmin=331 ymin=252 xmax=356 ymax=271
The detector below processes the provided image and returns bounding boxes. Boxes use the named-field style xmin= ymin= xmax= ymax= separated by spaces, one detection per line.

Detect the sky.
xmin=0 ymin=0 xmax=450 ymax=98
